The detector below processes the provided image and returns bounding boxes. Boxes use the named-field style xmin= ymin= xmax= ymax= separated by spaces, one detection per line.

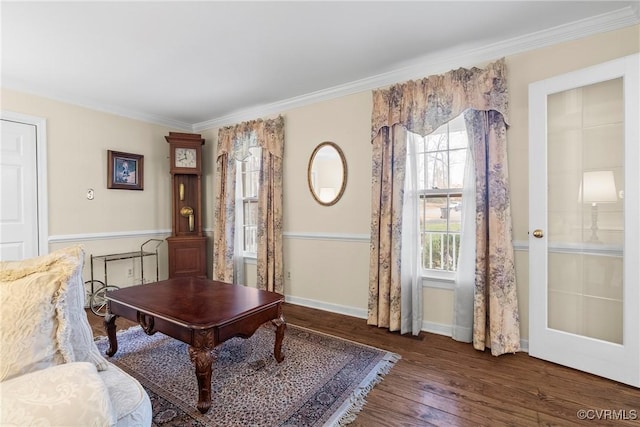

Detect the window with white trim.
xmin=238 ymin=146 xmax=261 ymax=255
xmin=413 ymin=114 xmax=468 ymax=274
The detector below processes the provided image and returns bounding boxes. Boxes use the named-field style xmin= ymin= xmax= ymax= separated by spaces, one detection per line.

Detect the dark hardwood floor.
xmin=87 ymin=304 xmax=640 ymax=427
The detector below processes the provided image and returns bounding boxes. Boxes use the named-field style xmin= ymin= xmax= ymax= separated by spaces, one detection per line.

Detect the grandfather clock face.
xmin=174 ymin=147 xmax=197 ymax=169
xmin=167 ymin=140 xmax=202 ymax=235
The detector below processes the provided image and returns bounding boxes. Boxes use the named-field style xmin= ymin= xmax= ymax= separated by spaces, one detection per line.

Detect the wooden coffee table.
xmin=103 ymin=277 xmax=286 ymax=414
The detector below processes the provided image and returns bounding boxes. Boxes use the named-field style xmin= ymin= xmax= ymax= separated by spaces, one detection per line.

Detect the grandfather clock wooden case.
xmin=166 ymin=132 xmax=207 ymax=278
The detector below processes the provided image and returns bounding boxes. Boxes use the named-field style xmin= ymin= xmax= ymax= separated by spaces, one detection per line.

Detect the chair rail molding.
xmin=49 ymin=229 xmax=172 ymax=243
xmin=283 ymin=231 xmax=369 ymax=243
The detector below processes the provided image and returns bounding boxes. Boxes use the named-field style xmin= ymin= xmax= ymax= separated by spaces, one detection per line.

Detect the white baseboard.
xmin=284 ymin=295 xmax=367 ymax=319
xmin=421 ymin=320 xmax=453 ymax=337
xmin=284 ymin=294 xmax=531 ymax=354
xmin=286 ymin=294 xmax=457 ymax=338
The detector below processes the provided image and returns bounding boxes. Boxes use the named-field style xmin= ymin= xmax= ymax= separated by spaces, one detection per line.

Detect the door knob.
xmin=532 ymin=229 xmax=544 ymax=238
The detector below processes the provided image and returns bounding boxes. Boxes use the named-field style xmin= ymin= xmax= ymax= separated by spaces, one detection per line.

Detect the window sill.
xmin=242 ymin=253 xmax=257 ymax=264
xmin=421 ymin=273 xmax=455 ymax=290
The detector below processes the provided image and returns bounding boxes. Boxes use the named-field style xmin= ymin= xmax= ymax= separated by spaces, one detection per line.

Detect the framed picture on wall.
xmin=107 ymin=150 xmax=144 ymax=190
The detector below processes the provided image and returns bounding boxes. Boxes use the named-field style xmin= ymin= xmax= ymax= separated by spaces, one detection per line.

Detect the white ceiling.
xmin=2 ymin=1 xmax=639 ymax=130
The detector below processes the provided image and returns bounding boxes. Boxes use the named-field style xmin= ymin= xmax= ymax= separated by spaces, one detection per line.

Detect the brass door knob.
xmin=532 ymin=229 xmax=544 ymax=238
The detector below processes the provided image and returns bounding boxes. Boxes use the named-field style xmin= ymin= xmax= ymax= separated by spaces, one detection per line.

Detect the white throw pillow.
xmin=0 ymin=269 xmax=68 ymax=381
xmin=0 ymin=361 xmax=117 ymax=427
xmin=54 ymin=246 xmax=109 ymax=371
xmin=0 ymin=245 xmax=107 ymax=382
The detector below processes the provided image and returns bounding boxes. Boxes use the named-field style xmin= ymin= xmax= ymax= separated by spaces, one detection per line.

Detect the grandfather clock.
xmin=166 ymin=132 xmax=207 ymax=278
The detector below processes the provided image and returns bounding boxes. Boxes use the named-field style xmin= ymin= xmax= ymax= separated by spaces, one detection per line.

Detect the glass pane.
xmin=248 ymin=146 xmax=261 ymax=169
xmin=243 ymin=171 xmax=259 ymax=198
xmin=425 ymin=131 xmax=447 ymax=152
xmin=243 ymin=200 xmax=257 ymax=226
xmin=427 ymin=152 xmax=449 ymax=189
xmin=419 ymin=195 xmax=462 ymax=271
xmin=241 ymin=147 xmax=261 ymax=198
xmin=422 ymin=196 xmax=447 ymax=231
xmin=448 ymin=114 xmax=469 ymax=149
xmin=449 ymin=148 xmax=467 ymax=189
xmin=448 ymin=130 xmax=468 ymax=150
xmin=447 ymin=195 xmax=463 ymax=230
xmin=242 ymin=170 xmax=249 ymax=196
xmin=414 ymin=135 xmax=427 ymax=153
xmin=244 ymin=225 xmax=257 ymax=253
xmin=546 ymin=77 xmax=623 ymax=344
xmin=420 ymin=196 xmax=441 ymax=270
xmin=243 ymin=200 xmax=258 ymax=252
xmin=415 ymin=146 xmax=427 ymax=189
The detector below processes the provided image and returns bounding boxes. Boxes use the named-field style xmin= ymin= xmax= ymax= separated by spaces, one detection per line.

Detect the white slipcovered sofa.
xmin=0 ymin=246 xmax=152 ymax=426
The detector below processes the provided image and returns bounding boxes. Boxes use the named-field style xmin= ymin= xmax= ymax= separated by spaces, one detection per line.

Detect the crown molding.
xmin=2 ymin=79 xmax=193 ymax=131
xmin=193 ymin=5 xmax=639 ymax=131
xmin=5 ymin=6 xmax=637 ymax=132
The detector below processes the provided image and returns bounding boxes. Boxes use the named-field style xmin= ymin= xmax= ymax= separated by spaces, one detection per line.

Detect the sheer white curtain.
xmin=401 ymin=132 xmax=422 ymax=335
xmin=233 ymin=168 xmax=245 ymax=285
xmin=452 ymin=143 xmax=476 ymax=342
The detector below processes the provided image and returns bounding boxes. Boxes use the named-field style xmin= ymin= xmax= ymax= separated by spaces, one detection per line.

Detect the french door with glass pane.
xmin=528 ymin=54 xmax=639 ymax=387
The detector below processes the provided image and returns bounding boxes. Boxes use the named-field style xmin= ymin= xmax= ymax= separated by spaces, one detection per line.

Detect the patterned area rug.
xmin=95 ymin=323 xmax=399 ymax=426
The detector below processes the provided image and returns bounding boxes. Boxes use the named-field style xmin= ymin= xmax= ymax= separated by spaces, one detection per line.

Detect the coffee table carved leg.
xmin=272 ymin=314 xmax=286 ymax=363
xmin=188 ymin=329 xmax=216 ymax=414
xmin=104 ymin=313 xmax=118 ymax=357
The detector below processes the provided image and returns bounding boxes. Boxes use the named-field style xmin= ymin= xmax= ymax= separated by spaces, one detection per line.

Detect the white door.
xmin=0 ymin=119 xmax=39 ymax=260
xmin=528 ymin=54 xmax=639 ymax=387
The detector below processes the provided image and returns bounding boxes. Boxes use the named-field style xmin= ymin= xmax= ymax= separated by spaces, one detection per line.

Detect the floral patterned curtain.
xmin=212 ymin=148 xmax=237 ymax=283
xmin=256 ymin=118 xmax=285 ymax=294
xmin=213 ymin=116 xmax=285 ymax=293
xmin=368 ymin=58 xmax=520 ymax=355
xmin=368 ymin=124 xmax=409 ymax=332
xmin=464 ymin=109 xmax=520 ymax=355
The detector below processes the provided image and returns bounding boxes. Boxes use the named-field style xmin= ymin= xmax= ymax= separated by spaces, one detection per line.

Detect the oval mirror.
xmin=308 ymin=141 xmax=347 ymax=206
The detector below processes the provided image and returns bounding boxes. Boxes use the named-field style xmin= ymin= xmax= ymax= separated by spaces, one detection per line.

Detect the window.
xmin=413 ymin=114 xmax=468 ymax=274
xmin=238 ymin=146 xmax=261 ymax=255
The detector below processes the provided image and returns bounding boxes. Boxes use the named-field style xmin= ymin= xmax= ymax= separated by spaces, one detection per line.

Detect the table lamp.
xmin=578 ymin=170 xmax=617 ymax=243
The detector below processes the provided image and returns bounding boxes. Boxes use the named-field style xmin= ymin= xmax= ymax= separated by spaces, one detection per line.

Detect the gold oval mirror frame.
xmin=308 ymin=141 xmax=347 ymax=206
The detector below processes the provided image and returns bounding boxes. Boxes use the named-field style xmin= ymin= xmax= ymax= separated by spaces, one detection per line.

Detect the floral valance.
xmin=371 ymin=58 xmax=509 ymax=140
xmin=217 ymin=116 xmax=285 ymax=159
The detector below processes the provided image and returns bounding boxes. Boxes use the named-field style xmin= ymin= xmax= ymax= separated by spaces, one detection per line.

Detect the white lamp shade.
xmin=579 ymin=170 xmax=618 ymax=204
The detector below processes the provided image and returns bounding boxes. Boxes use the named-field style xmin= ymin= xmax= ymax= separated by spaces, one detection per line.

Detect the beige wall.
xmin=1 ymin=90 xmax=177 ymax=285
xmin=1 ymin=90 xmax=174 ymax=235
xmin=2 ymin=24 xmax=638 ymax=341
xmin=200 ymin=92 xmax=373 ymax=314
